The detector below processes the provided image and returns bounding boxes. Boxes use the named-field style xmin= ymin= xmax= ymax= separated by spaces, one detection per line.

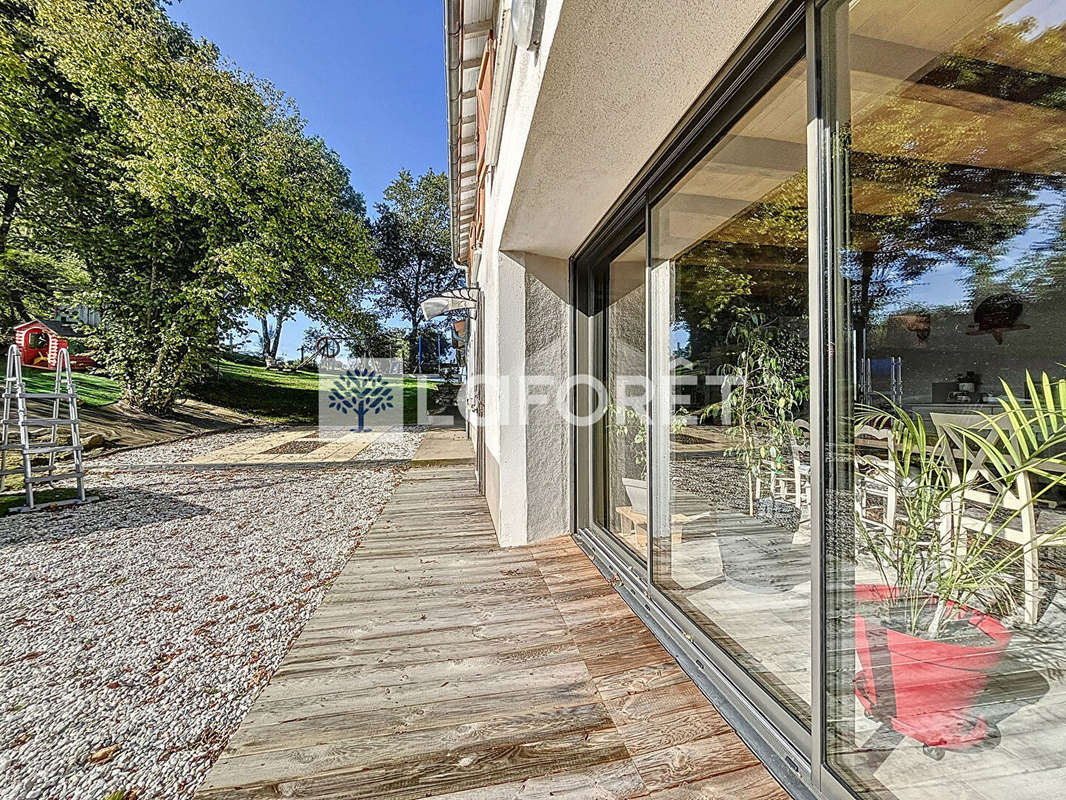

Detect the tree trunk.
xmin=855 ymin=250 xmax=876 ymax=401
xmin=0 ymin=183 xmax=18 ymax=255
xmin=409 ymin=312 xmax=421 ymax=374
xmin=7 ymin=291 xmax=29 ymax=322
xmin=259 ymin=315 xmax=271 ymax=363
xmin=1 ymin=184 xmax=21 ymax=337
xmin=270 ymin=315 xmax=285 ymax=359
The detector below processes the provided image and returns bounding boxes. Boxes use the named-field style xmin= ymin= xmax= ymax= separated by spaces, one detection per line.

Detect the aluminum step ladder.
xmin=2 ymin=345 xmax=88 ymax=512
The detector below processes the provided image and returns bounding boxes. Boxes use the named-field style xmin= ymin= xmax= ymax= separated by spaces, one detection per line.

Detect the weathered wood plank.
xmin=412 ymin=758 xmax=649 ymax=800
xmin=206 ymin=702 xmax=616 ymax=781
xmin=645 ymin=763 xmax=790 ymax=799
xmin=225 ymin=681 xmax=604 ymax=757
xmin=631 ymin=734 xmax=765 ymax=793
xmin=195 ymin=463 xmax=785 ymax=800
xmin=198 ymin=729 xmax=632 ymax=799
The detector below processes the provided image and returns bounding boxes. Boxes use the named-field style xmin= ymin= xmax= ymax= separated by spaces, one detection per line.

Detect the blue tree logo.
xmin=327 ymin=366 xmax=395 ymax=431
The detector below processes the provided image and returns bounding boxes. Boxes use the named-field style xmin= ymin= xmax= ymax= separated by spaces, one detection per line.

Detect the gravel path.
xmin=0 ymin=428 xmax=424 ymax=800
xmin=87 ymin=426 xmax=286 ymax=469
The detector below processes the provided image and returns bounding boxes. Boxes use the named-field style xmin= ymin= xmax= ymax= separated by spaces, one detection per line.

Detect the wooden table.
xmin=615 ymin=505 xmax=694 ymax=549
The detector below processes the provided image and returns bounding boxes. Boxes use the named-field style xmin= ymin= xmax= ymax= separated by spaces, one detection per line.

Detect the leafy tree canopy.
xmin=370 ymin=168 xmax=462 ymax=371
xmin=0 ymin=0 xmax=377 ymax=411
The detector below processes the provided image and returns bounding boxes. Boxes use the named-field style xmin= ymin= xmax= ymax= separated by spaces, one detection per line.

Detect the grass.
xmin=3 ymin=356 xmax=438 ymax=423
xmin=191 ymin=359 xmax=438 ymax=424
xmin=4 ymin=359 xmax=122 ymax=407
xmin=0 ymin=486 xmax=97 ymax=515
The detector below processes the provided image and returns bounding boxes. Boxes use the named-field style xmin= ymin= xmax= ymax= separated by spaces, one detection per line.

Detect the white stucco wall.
xmin=469 ymin=0 xmax=777 ymax=546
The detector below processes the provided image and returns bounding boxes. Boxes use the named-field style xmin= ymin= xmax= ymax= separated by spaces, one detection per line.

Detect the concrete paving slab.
xmin=410 ymin=428 xmax=474 ymax=466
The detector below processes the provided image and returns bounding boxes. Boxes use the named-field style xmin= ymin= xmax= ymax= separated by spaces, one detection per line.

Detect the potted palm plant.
xmin=853 ymin=371 xmax=1066 ymax=758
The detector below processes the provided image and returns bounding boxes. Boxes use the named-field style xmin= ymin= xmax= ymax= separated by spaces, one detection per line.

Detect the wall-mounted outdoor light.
xmin=420 ymin=287 xmax=482 ymax=321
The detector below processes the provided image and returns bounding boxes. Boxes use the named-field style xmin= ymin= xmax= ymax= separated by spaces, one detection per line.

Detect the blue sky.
xmin=167 ymin=0 xmax=447 ymax=357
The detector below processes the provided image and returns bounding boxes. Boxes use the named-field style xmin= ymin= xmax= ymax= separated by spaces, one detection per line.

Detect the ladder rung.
xmin=21 ymin=418 xmax=79 ymax=427
xmin=23 ymin=445 xmax=81 ymax=455
xmin=22 ymin=392 xmax=75 ymax=400
xmin=25 ymin=471 xmax=83 ymax=484
xmin=0 ymin=468 xmax=27 ymax=477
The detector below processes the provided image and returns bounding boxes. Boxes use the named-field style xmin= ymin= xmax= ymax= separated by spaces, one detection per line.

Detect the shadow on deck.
xmin=195 ymin=464 xmax=788 ymax=800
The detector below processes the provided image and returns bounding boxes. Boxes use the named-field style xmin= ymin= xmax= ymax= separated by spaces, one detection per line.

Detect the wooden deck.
xmin=195 ymin=464 xmax=789 ymax=800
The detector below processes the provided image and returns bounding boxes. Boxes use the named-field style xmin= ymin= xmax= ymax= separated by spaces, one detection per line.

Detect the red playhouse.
xmin=12 ymin=318 xmax=97 ymax=371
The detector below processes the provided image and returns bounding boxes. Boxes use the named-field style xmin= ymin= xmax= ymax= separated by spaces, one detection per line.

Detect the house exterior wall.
xmin=452 ymin=3 xmax=1066 ymax=799
xmin=467 ymin=0 xmax=564 ymax=545
xmin=462 ymin=0 xmax=777 ymax=547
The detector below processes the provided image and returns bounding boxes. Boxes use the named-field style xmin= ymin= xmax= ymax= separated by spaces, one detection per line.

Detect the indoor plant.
xmin=852 ymin=373 xmax=1066 ymax=757
xmin=702 ymin=310 xmax=809 ymax=516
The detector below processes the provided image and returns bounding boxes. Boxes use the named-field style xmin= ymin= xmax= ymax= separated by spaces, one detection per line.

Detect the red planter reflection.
xmin=854 ymin=584 xmax=1010 ymax=753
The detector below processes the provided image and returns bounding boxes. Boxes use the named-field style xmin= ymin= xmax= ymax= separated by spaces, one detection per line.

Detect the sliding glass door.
xmin=822 ymin=1 xmax=1066 ymax=797
xmin=592 ymin=233 xmax=649 ymax=564
xmin=648 ymin=56 xmax=813 ymax=727
xmin=576 ymin=2 xmax=1066 ymax=797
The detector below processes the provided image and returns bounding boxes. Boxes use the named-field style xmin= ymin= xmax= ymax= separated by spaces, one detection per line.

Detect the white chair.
xmin=931 ymin=412 xmax=1066 ymax=625
xmin=753 ymin=420 xmax=810 ymax=508
xmin=855 ymin=424 xmax=898 ymax=536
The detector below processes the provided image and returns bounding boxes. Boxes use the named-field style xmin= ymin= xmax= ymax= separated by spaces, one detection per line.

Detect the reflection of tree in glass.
xmin=843 ymin=15 xmax=1066 ymax=330
xmin=671 ymin=169 xmax=807 ymax=372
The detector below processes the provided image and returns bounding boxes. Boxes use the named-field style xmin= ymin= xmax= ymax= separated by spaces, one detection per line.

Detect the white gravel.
xmin=87 ymin=426 xmax=285 ymax=469
xmin=0 ymin=428 xmax=424 ymax=800
xmin=354 ymin=426 xmax=426 ymax=463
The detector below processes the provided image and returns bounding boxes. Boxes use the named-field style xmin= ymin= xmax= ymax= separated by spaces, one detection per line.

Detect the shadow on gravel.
xmin=0 ymin=487 xmax=211 ymax=546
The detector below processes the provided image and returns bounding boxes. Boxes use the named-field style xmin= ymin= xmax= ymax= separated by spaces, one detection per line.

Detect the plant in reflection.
xmin=606 ymin=401 xmax=688 ymax=516
xmin=693 ymin=309 xmax=809 ymax=516
xmin=606 ymin=402 xmax=650 ymax=481
xmin=849 ymin=372 xmax=1066 ymax=755
xmin=855 ymin=371 xmax=1066 ymax=639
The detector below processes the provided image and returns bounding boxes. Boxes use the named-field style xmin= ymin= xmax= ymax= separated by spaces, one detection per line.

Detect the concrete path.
xmin=410 ymin=428 xmax=474 ymax=466
xmin=186 ymin=428 xmax=379 ymax=466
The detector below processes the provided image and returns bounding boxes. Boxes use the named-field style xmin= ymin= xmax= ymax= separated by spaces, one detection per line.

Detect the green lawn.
xmin=5 ymin=360 xmax=121 ymax=406
xmin=192 ymin=359 xmax=437 ymax=424
xmin=2 ymin=357 xmax=437 ymax=424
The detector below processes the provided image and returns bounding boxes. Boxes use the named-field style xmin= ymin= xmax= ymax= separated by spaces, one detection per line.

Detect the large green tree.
xmin=1 ymin=0 xmax=377 ymax=411
xmin=0 ymin=0 xmax=110 ymax=331
xmin=370 ymin=168 xmax=461 ymax=372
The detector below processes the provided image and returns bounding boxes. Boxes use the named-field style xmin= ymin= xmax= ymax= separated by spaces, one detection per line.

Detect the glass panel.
xmin=824 ymin=1 xmax=1066 ymax=797
xmin=594 ymin=233 xmax=649 ymax=562
xmin=649 ymin=59 xmax=812 ymax=724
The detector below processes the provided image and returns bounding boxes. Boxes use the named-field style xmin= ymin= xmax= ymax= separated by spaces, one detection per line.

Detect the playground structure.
xmin=1 ymin=344 xmax=91 ymax=512
xmin=274 ymin=335 xmax=342 ymax=372
xmin=13 ymin=318 xmax=97 ymax=371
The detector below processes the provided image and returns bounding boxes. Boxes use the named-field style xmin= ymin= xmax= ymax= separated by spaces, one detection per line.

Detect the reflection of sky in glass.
xmin=670 ymin=0 xmax=1066 ymax=351
xmin=883 ymin=188 xmax=1065 ymax=314
xmin=671 ymin=326 xmax=690 ymax=354
xmin=1004 ymin=0 xmax=1063 ymax=30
